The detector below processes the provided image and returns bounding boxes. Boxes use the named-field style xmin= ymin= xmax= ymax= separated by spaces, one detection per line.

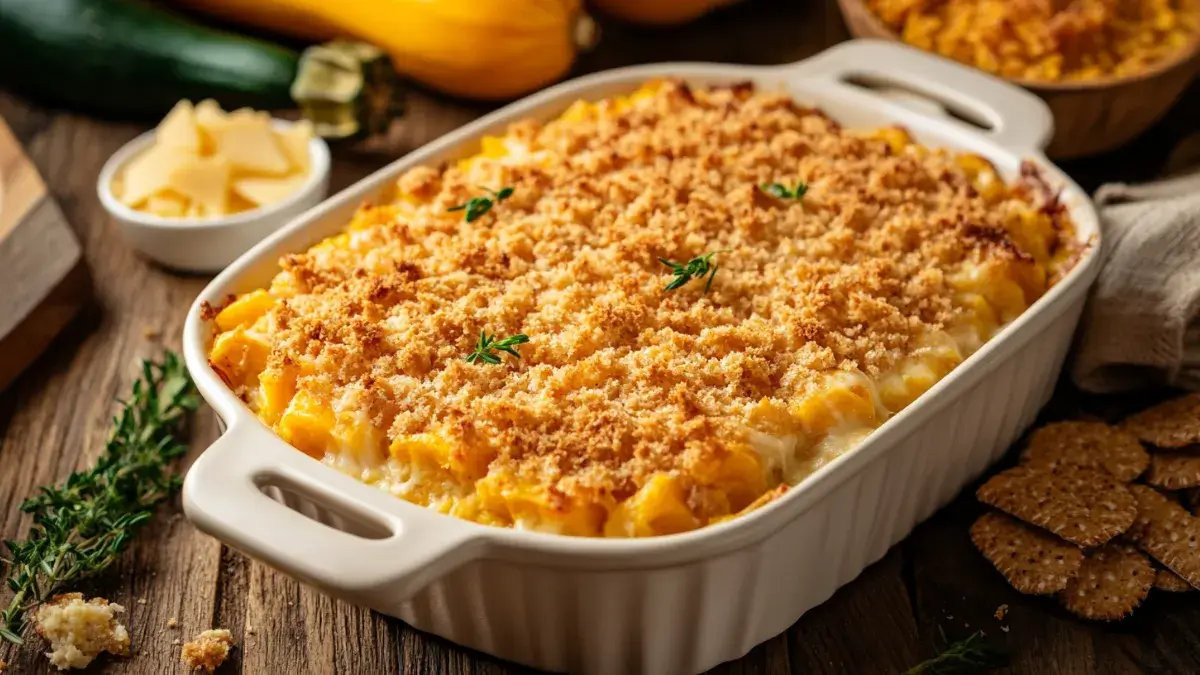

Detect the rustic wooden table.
xmin=2 ymin=1 xmax=1199 ymax=673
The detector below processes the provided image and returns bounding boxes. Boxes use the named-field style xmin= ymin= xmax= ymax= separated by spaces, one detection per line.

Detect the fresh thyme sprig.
xmin=448 ymin=186 xmax=515 ymax=222
xmin=761 ymin=181 xmax=808 ymax=200
xmin=659 ymin=249 xmax=730 ymax=294
xmin=0 ymin=352 xmax=198 ymax=645
xmin=906 ymin=630 xmax=1008 ymax=674
xmin=464 ymin=331 xmax=529 ymax=365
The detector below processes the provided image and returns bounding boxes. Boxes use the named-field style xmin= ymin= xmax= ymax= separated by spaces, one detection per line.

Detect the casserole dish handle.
xmin=785 ymin=39 xmax=1054 ymax=152
xmin=183 ymin=423 xmax=485 ymax=603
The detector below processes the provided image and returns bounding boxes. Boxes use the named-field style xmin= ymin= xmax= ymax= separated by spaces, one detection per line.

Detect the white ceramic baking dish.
xmin=182 ymin=40 xmax=1102 ymax=675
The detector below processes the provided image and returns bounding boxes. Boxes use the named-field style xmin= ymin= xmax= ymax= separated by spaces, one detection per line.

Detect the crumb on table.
xmin=32 ymin=592 xmax=131 ymax=670
xmin=167 ymin=617 xmax=179 ymax=629
xmin=994 ymin=604 xmax=1009 ymax=621
xmin=181 ymin=628 xmax=234 ymax=672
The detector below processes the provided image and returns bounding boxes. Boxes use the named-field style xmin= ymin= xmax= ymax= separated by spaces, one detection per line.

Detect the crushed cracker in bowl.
xmin=867 ymin=0 xmax=1200 ymax=82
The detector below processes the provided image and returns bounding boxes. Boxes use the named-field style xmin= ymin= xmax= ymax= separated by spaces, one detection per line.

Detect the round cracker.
xmin=1121 ymin=394 xmax=1200 ymax=449
xmin=977 ymin=464 xmax=1137 ymax=547
xmin=1154 ymin=567 xmax=1193 ymax=593
xmin=1058 ymin=544 xmax=1154 ymax=621
xmin=1022 ymin=421 xmax=1148 ymax=482
xmin=1128 ymin=485 xmax=1200 ymax=591
xmin=1144 ymin=452 xmax=1200 ymax=490
xmin=970 ymin=511 xmax=1084 ymax=594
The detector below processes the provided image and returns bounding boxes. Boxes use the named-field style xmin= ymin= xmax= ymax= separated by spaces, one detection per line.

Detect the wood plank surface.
xmin=1 ymin=1 xmax=1199 ymax=673
xmin=0 ymin=116 xmax=90 ymax=392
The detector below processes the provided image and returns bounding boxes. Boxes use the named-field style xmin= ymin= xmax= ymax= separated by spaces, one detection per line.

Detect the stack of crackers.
xmin=970 ymin=393 xmax=1200 ymax=620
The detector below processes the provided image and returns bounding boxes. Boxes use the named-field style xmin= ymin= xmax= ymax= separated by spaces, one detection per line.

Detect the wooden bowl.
xmin=837 ymin=0 xmax=1200 ymax=158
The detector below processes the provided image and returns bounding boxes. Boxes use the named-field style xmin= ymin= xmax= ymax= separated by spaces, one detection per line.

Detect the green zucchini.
xmin=0 ymin=0 xmax=406 ymax=138
xmin=0 ymin=0 xmax=300 ymax=118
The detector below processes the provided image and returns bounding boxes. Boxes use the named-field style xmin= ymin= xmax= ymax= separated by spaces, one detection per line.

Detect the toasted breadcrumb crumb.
xmin=168 ymin=617 xmax=179 ymax=629
xmin=141 ymin=325 xmax=162 ymax=340
xmin=0 ymin=659 xmax=7 ymax=672
xmin=181 ymin=628 xmax=234 ymax=672
xmin=32 ymin=593 xmax=131 ymax=670
xmin=994 ymin=604 xmax=1009 ymax=620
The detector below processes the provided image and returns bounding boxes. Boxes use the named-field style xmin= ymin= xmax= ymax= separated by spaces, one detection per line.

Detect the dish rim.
xmin=181 ymin=40 xmax=1105 ymax=569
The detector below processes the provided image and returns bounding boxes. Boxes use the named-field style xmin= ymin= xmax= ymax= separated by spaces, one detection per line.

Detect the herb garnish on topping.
xmin=448 ymin=186 xmax=515 ymax=222
xmin=761 ymin=181 xmax=808 ymax=200
xmin=659 ymin=249 xmax=729 ymax=294
xmin=465 ymin=331 xmax=529 ymax=365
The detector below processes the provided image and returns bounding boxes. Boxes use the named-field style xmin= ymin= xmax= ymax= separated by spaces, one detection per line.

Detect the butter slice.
xmin=234 ymin=175 xmax=308 ymax=206
xmin=169 ymin=156 xmax=232 ymax=216
xmin=119 ymin=145 xmax=190 ymax=208
xmin=156 ymin=100 xmax=201 ymax=152
xmin=194 ymin=99 xmax=226 ymax=154
xmin=212 ymin=114 xmax=290 ymax=176
xmin=144 ymin=192 xmax=189 ymax=218
xmin=275 ymin=120 xmax=314 ymax=173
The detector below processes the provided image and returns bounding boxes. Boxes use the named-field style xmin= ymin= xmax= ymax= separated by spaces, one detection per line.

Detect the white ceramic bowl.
xmin=97 ymin=119 xmax=330 ymax=273
xmin=183 ymin=41 xmax=1103 ymax=675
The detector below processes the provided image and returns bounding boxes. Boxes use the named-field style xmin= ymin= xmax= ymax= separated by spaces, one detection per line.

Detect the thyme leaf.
xmin=447 ymin=186 xmax=515 ymax=222
xmin=659 ymin=249 xmax=730 ymax=294
xmin=464 ymin=331 xmax=529 ymax=365
xmin=761 ymin=181 xmax=808 ymax=200
xmin=906 ymin=630 xmax=1008 ymax=674
xmin=0 ymin=352 xmax=198 ymax=645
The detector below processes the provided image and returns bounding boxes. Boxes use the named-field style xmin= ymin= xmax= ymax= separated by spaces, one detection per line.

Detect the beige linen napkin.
xmin=1070 ymin=165 xmax=1200 ymax=393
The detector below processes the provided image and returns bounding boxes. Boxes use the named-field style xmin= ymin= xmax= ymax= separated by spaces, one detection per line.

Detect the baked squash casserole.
xmin=207 ymin=81 xmax=1079 ymax=538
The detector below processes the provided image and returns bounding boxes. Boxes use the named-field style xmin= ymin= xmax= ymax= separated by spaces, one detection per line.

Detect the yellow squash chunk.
xmin=878 ymin=126 xmax=912 ymax=154
xmin=790 ymin=375 xmax=877 ymax=437
xmin=480 ymin=136 xmax=508 ymax=158
xmin=214 ymin=289 xmax=275 ymax=332
xmin=277 ymin=390 xmax=335 ymax=459
xmin=604 ymin=473 xmax=699 ymax=538
xmin=254 ymin=367 xmax=296 ymax=425
xmin=474 ymin=474 xmax=605 ymax=537
xmin=690 ymin=447 xmax=765 ymax=514
xmin=208 ymin=327 xmax=269 ymax=389
xmin=390 ymin=433 xmax=492 ymax=483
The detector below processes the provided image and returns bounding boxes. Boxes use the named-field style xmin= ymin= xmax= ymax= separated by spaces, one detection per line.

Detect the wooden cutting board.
xmin=0 ymin=116 xmax=90 ymax=392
